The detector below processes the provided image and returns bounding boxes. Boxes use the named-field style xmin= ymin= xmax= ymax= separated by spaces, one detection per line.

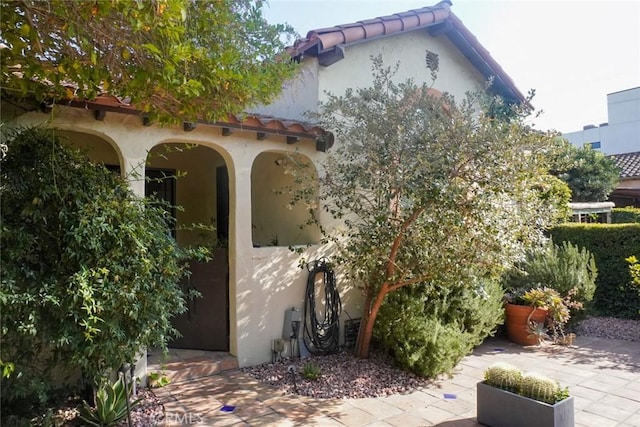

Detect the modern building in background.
xmin=562 ymin=87 xmax=640 ymax=155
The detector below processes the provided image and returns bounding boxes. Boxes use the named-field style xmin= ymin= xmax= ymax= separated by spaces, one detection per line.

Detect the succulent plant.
xmin=79 ymin=377 xmax=141 ymax=427
xmin=484 ymin=362 xmax=522 ymax=393
xmin=484 ymin=364 xmax=570 ymax=404
xmin=519 ymin=372 xmax=560 ymax=404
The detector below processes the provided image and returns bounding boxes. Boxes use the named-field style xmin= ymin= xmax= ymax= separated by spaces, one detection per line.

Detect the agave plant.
xmin=79 ymin=377 xmax=141 ymax=427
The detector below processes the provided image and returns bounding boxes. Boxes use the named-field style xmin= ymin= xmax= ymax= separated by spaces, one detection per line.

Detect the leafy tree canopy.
xmin=297 ymin=56 xmax=570 ymax=359
xmin=551 ymin=141 xmax=620 ymax=202
xmin=0 ymin=0 xmax=297 ymax=123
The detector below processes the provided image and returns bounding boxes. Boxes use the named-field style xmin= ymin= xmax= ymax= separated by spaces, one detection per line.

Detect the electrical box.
xmin=282 ymin=307 xmax=302 ymax=339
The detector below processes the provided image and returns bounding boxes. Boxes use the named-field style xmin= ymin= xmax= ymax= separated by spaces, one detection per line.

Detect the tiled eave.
xmin=610 ymin=151 xmax=640 ymax=180
xmin=51 ymin=95 xmax=334 ymax=152
xmin=291 ymin=0 xmax=526 ymax=105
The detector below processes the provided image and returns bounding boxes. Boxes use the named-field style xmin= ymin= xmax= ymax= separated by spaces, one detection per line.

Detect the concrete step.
xmin=147 ymin=348 xmax=238 ymax=384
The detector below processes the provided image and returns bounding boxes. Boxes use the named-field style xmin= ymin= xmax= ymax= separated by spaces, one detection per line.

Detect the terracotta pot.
xmin=504 ymin=303 xmax=548 ymax=346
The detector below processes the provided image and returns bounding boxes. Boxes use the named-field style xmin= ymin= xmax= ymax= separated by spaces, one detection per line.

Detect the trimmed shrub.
xmin=612 ymin=207 xmax=640 ymax=224
xmin=374 ymin=279 xmax=503 ymax=378
xmin=549 ymin=224 xmax=640 ymax=319
xmin=501 ymin=241 xmax=597 ymax=314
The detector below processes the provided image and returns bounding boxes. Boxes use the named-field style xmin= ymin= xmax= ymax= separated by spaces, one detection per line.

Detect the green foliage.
xmin=628 ymin=256 xmax=640 ymax=314
xmin=551 ymin=141 xmax=620 ymax=202
xmin=522 ymin=287 xmax=580 ymax=343
xmin=484 ymin=363 xmax=569 ymax=404
xmin=79 ymin=378 xmax=141 ymax=427
xmin=502 ymin=241 xmax=597 ymax=311
xmin=612 ymin=207 xmax=640 ymax=223
xmin=374 ymin=280 xmax=504 ymax=377
xmin=549 ymin=224 xmax=640 ymax=318
xmin=301 ymin=362 xmax=322 ymax=381
xmin=0 ymin=127 xmax=204 ymax=406
xmin=0 ymin=0 xmax=297 ymax=123
xmin=295 ymin=55 xmax=569 ymax=359
xmin=147 ymin=371 xmax=171 ymax=388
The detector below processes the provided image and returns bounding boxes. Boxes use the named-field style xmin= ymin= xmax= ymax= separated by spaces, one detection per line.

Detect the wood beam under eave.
xmin=183 ymin=122 xmax=197 ymax=132
xmin=221 ymin=127 xmax=232 ymax=136
xmin=141 ymin=116 xmax=152 ymax=126
xmin=286 ymin=136 xmax=300 ymax=144
xmin=94 ymin=109 xmax=106 ymax=121
xmin=257 ymin=132 xmax=268 ymax=141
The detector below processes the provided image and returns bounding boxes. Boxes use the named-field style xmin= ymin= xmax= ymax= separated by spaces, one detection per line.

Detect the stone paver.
xmin=156 ymin=335 xmax=640 ymax=426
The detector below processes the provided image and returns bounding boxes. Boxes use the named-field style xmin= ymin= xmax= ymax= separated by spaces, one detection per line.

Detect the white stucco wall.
xmin=251 ymin=60 xmax=320 ymax=122
xmin=317 ymin=30 xmax=486 ymax=105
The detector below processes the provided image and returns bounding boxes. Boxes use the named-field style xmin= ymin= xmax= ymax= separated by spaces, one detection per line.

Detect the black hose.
xmin=303 ymin=259 xmax=341 ymax=355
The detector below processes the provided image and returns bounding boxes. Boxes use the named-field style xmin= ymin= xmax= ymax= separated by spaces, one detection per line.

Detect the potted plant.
xmin=477 ymin=362 xmax=574 ymax=427
xmin=504 ymin=286 xmax=580 ymax=346
xmin=503 ymin=287 xmax=549 ymax=346
xmin=502 ymin=241 xmax=595 ymax=346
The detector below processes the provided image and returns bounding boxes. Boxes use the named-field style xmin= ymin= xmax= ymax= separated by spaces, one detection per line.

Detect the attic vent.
xmin=425 ymin=50 xmax=439 ymax=74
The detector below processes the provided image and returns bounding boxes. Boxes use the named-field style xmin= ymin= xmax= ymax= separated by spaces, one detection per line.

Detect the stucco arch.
xmin=250 ymin=150 xmax=321 ymax=247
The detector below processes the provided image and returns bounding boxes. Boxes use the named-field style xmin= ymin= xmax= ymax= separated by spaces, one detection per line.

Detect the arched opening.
xmin=55 ymin=130 xmax=122 ymax=171
xmin=146 ymin=143 xmax=230 ymax=351
xmin=251 ymin=151 xmax=321 ymax=247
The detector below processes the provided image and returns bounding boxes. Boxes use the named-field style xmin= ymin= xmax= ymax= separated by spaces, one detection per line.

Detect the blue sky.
xmin=263 ymin=0 xmax=640 ymax=134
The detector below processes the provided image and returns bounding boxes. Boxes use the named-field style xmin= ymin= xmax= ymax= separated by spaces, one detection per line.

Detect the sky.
xmin=262 ymin=0 xmax=640 ymax=134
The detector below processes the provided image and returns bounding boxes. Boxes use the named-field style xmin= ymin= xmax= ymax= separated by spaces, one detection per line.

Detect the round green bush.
xmin=373 ymin=279 xmax=503 ymax=378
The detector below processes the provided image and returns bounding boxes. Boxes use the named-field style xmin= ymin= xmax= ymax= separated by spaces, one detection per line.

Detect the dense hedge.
xmin=549 ymin=224 xmax=640 ymax=319
xmin=612 ymin=207 xmax=640 ymax=223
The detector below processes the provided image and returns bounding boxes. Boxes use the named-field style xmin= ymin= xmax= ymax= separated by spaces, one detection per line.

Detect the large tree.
xmin=551 ymin=141 xmax=620 ymax=202
xmin=0 ymin=0 xmax=296 ymax=122
xmin=303 ymin=57 xmax=569 ymax=359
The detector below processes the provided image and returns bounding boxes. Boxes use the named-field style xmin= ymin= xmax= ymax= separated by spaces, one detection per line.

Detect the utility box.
xmin=282 ymin=307 xmax=302 ymax=339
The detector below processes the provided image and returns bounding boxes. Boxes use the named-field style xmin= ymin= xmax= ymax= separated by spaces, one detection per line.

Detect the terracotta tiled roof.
xmin=610 ymin=151 xmax=640 ymax=179
xmin=57 ymin=94 xmax=333 ymax=151
xmin=291 ymin=0 xmax=526 ymax=105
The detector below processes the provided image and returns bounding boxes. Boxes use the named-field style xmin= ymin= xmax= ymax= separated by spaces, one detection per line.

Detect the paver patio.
xmin=152 ymin=335 xmax=640 ymax=426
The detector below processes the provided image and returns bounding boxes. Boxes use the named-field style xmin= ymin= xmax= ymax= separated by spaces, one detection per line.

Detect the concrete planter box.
xmin=477 ymin=382 xmax=574 ymax=427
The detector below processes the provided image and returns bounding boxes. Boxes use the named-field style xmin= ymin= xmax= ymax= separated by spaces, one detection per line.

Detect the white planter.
xmin=477 ymin=382 xmax=574 ymax=427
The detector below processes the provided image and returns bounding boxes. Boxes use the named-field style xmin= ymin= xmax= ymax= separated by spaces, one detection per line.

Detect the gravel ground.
xmin=241 ymin=350 xmax=433 ymax=399
xmin=36 ymin=316 xmax=638 ymax=425
xmin=573 ymin=316 xmax=640 ymax=342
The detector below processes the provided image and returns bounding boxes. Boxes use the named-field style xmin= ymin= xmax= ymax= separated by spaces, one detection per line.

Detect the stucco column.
xmin=121 ymin=157 xmax=147 ymax=197
xmin=227 ymin=152 xmax=255 ymax=365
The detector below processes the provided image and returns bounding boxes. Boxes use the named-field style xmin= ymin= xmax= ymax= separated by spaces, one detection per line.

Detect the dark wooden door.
xmin=171 ymin=249 xmax=229 ymax=351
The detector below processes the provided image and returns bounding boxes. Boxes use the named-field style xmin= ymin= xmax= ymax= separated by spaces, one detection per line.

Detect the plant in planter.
xmin=503 ymin=286 xmax=549 ymax=346
xmin=477 ymin=362 xmax=574 ymax=427
xmin=525 ymin=287 xmax=581 ymax=345
xmin=504 ymin=286 xmax=581 ymax=346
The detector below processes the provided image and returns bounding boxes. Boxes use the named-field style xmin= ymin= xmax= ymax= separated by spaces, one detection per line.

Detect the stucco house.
xmin=3 ymin=1 xmax=526 ymax=371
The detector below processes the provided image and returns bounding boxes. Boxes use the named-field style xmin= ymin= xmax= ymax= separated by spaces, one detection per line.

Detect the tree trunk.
xmin=355 ymin=287 xmax=388 ymax=358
